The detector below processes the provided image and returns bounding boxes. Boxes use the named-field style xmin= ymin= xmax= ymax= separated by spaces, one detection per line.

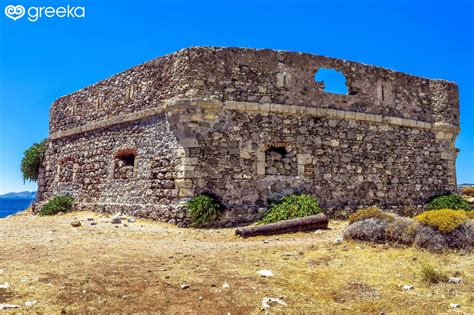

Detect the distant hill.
xmin=0 ymin=191 xmax=37 ymax=200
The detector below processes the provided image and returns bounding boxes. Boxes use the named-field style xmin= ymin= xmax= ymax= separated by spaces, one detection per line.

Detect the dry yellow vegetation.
xmin=348 ymin=206 xmax=394 ymax=224
xmin=414 ymin=209 xmax=469 ymax=232
xmin=0 ymin=210 xmax=473 ymax=313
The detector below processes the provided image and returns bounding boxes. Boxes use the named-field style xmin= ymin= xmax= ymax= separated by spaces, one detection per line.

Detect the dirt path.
xmin=1 ymin=211 xmax=473 ymax=313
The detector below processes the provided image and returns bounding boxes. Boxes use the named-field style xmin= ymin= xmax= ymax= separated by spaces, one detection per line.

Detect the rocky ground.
xmin=0 ymin=210 xmax=473 ymax=313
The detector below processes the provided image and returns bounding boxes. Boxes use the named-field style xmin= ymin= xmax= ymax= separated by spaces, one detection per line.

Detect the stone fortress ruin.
xmin=36 ymin=47 xmax=460 ymax=226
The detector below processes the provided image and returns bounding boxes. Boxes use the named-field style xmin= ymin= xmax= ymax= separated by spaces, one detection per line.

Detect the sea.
xmin=0 ymin=198 xmax=34 ymax=218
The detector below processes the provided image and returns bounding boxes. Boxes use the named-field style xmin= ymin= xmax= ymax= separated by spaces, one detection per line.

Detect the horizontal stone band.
xmin=50 ymin=99 xmax=457 ymax=140
xmin=225 ymin=101 xmax=433 ymax=129
xmin=50 ymin=107 xmax=166 ymax=140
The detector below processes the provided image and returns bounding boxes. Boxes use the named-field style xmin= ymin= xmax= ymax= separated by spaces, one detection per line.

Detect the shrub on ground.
xmin=348 ymin=207 xmax=393 ymax=224
xmin=385 ymin=216 xmax=417 ymax=245
xmin=39 ymin=195 xmax=74 ymax=216
xmin=187 ymin=194 xmax=221 ymax=226
xmin=343 ymin=218 xmax=388 ymax=243
xmin=414 ymin=209 xmax=468 ymax=232
xmin=444 ymin=222 xmax=474 ymax=249
xmin=426 ymin=194 xmax=470 ymax=211
xmin=412 ymin=223 xmax=448 ymax=252
xmin=20 ymin=139 xmax=47 ymax=183
xmin=419 ymin=262 xmax=448 ymax=284
xmin=344 ymin=211 xmax=473 ymax=252
xmin=260 ymin=194 xmax=323 ymax=224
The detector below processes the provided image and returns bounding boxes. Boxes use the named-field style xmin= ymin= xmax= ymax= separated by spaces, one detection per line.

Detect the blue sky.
xmin=0 ymin=0 xmax=472 ymax=194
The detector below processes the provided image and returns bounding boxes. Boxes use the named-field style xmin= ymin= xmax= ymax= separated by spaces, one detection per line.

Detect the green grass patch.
xmin=426 ymin=194 xmax=470 ymax=211
xmin=39 ymin=195 xmax=75 ymax=216
xmin=187 ymin=194 xmax=221 ymax=226
xmin=260 ymin=194 xmax=323 ymax=224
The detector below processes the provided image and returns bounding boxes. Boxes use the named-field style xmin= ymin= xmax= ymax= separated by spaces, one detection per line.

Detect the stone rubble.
xmin=257 ymin=269 xmax=274 ymax=277
xmin=24 ymin=301 xmax=37 ymax=307
xmin=111 ymin=217 xmax=121 ymax=224
xmin=261 ymin=297 xmax=287 ymax=310
xmin=0 ymin=282 xmax=10 ymax=289
xmin=448 ymin=277 xmax=462 ymax=284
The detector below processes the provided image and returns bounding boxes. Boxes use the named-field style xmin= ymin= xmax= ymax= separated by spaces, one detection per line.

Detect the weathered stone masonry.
xmin=36 ymin=47 xmax=460 ymax=226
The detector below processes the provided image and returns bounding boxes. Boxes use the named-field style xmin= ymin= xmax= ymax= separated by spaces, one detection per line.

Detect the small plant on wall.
xmin=20 ymin=139 xmax=47 ymax=182
xmin=187 ymin=194 xmax=221 ymax=226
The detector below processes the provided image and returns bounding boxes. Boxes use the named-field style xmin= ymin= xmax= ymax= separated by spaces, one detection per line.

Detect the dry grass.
xmin=419 ymin=261 xmax=448 ymax=284
xmin=0 ymin=211 xmax=473 ymax=313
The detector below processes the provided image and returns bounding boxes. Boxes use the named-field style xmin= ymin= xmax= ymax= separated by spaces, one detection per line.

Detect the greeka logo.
xmin=4 ymin=4 xmax=85 ymax=22
xmin=4 ymin=5 xmax=25 ymax=21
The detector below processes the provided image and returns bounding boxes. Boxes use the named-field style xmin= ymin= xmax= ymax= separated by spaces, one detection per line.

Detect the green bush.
xmin=187 ymin=194 xmax=221 ymax=226
xmin=39 ymin=196 xmax=75 ymax=216
xmin=260 ymin=194 xmax=323 ymax=224
xmin=349 ymin=207 xmax=394 ymax=224
xmin=426 ymin=193 xmax=470 ymax=211
xmin=20 ymin=139 xmax=47 ymax=182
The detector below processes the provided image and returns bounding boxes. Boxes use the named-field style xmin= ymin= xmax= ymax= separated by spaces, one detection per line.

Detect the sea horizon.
xmin=0 ymin=198 xmax=34 ymax=218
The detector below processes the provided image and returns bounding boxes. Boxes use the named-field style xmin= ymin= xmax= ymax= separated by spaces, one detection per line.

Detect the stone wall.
xmin=38 ymin=47 xmax=461 ymax=226
xmin=38 ymin=115 xmax=190 ymax=225
xmin=166 ymin=99 xmax=458 ymax=224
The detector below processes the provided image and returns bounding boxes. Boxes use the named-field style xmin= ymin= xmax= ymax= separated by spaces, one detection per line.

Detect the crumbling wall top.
xmin=49 ymin=46 xmax=459 ymax=134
